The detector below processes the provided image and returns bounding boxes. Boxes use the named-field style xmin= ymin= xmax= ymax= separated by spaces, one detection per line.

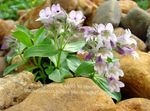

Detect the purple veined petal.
xmin=76 ymin=11 xmax=84 ymax=20
xmin=96 ymin=56 xmax=103 ymax=64
xmin=68 ymin=10 xmax=76 ymax=19
xmin=117 ymin=47 xmax=125 ymax=55
xmin=110 ymin=40 xmax=115 ymax=48
xmin=105 ymin=23 xmax=114 ymax=33
xmin=51 ymin=4 xmax=61 ymax=13
xmin=1 ymin=43 xmax=9 ymax=50
xmin=96 ymin=24 xmax=105 ymax=34
xmin=84 ymin=52 xmax=93 ymax=61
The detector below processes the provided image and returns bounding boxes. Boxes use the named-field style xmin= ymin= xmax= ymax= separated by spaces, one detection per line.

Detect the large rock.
xmin=92 ymin=0 xmax=121 ymax=27
xmin=119 ymin=51 xmax=150 ymax=98
xmin=116 ymin=98 xmax=150 ymax=111
xmin=114 ymin=27 xmax=146 ymax=51
xmin=4 ymin=77 xmax=116 ymax=111
xmin=121 ymin=7 xmax=150 ymax=41
xmin=119 ymin=0 xmax=138 ymax=14
xmin=0 ymin=71 xmax=42 ymax=110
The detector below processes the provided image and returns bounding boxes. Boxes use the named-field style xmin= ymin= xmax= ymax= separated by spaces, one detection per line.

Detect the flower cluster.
xmin=79 ymin=23 xmax=139 ymax=92
xmin=36 ymin=4 xmax=85 ymax=27
xmin=37 ymin=4 xmax=138 ymax=93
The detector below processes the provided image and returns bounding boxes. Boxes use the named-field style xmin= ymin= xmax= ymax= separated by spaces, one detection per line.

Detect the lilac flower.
xmin=68 ymin=10 xmax=85 ymax=27
xmin=80 ymin=26 xmax=96 ymax=41
xmin=36 ymin=7 xmax=52 ymax=24
xmin=108 ymin=77 xmax=125 ymax=92
xmin=117 ymin=29 xmax=137 ymax=46
xmin=84 ymin=52 xmax=93 ymax=61
xmin=51 ymin=4 xmax=66 ymax=19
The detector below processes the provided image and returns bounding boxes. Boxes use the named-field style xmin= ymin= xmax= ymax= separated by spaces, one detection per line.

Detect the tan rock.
xmin=114 ymin=27 xmax=146 ymax=51
xmin=119 ymin=51 xmax=150 ymax=98
xmin=116 ymin=98 xmax=150 ymax=111
xmin=0 ymin=19 xmax=16 ymax=41
xmin=119 ymin=0 xmax=138 ymax=14
xmin=4 ymin=77 xmax=115 ymax=111
xmin=0 ymin=57 xmax=7 ymax=75
xmin=0 ymin=71 xmax=42 ymax=110
xmin=18 ymin=0 xmax=51 ymax=29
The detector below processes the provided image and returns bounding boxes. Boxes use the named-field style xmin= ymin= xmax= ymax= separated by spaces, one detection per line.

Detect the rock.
xmin=0 ymin=19 xmax=16 ymax=42
xmin=51 ymin=0 xmax=77 ymax=12
xmin=119 ymin=51 xmax=150 ymax=98
xmin=0 ymin=57 xmax=7 ymax=77
xmin=114 ymin=27 xmax=146 ymax=51
xmin=18 ymin=0 xmax=51 ymax=29
xmin=0 ymin=71 xmax=42 ymax=110
xmin=121 ymin=7 xmax=150 ymax=41
xmin=147 ymin=8 xmax=150 ymax=13
xmin=119 ymin=0 xmax=138 ymax=14
xmin=92 ymin=0 xmax=121 ymax=27
xmin=116 ymin=98 xmax=150 ymax=111
xmin=146 ymin=26 xmax=150 ymax=50
xmin=4 ymin=77 xmax=116 ymax=111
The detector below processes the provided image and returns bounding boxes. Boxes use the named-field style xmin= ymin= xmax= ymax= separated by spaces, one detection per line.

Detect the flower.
xmin=108 ymin=77 xmax=125 ymax=92
xmin=51 ymin=4 xmax=66 ymax=19
xmin=117 ymin=29 xmax=137 ymax=46
xmin=80 ymin=26 xmax=96 ymax=41
xmin=36 ymin=7 xmax=52 ymax=24
xmin=68 ymin=10 xmax=85 ymax=27
xmin=95 ymin=23 xmax=117 ymax=50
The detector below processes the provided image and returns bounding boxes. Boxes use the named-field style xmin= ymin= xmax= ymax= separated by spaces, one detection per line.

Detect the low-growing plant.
xmin=4 ymin=4 xmax=139 ymax=102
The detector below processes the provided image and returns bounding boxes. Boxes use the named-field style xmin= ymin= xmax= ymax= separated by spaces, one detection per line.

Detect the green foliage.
xmin=0 ymin=0 xmax=44 ymax=20
xmin=135 ymin=0 xmax=149 ymax=10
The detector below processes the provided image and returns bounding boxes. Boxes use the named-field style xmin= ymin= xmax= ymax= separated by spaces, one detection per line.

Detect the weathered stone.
xmin=114 ymin=27 xmax=146 ymax=51
xmin=119 ymin=0 xmax=138 ymax=14
xmin=4 ymin=77 xmax=115 ymax=111
xmin=19 ymin=0 xmax=51 ymax=29
xmin=0 ymin=71 xmax=42 ymax=110
xmin=0 ymin=57 xmax=7 ymax=77
xmin=116 ymin=98 xmax=150 ymax=111
xmin=119 ymin=51 xmax=150 ymax=98
xmin=92 ymin=0 xmax=121 ymax=27
xmin=121 ymin=7 xmax=150 ymax=41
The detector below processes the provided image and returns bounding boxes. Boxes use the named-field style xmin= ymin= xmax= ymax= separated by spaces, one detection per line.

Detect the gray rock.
xmin=0 ymin=71 xmax=42 ymax=110
xmin=92 ymin=0 xmax=121 ymax=27
xmin=121 ymin=7 xmax=150 ymax=42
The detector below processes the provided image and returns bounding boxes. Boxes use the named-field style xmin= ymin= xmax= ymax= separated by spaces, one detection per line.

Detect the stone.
xmin=0 ymin=19 xmax=16 ymax=42
xmin=0 ymin=71 xmax=42 ymax=110
xmin=146 ymin=26 xmax=150 ymax=50
xmin=0 ymin=57 xmax=7 ymax=76
xmin=116 ymin=98 xmax=150 ymax=111
xmin=92 ymin=0 xmax=121 ymax=27
xmin=4 ymin=77 xmax=116 ymax=111
xmin=121 ymin=7 xmax=150 ymax=41
xmin=51 ymin=0 xmax=77 ymax=12
xmin=119 ymin=51 xmax=150 ymax=98
xmin=119 ymin=0 xmax=138 ymax=14
xmin=18 ymin=0 xmax=51 ymax=29
xmin=114 ymin=27 xmax=146 ymax=51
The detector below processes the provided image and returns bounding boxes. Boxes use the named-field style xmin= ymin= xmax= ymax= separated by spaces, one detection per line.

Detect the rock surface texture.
xmin=92 ymin=0 xmax=121 ymax=27
xmin=116 ymin=98 xmax=150 ymax=111
xmin=121 ymin=7 xmax=150 ymax=41
xmin=4 ymin=77 xmax=116 ymax=111
xmin=119 ymin=51 xmax=150 ymax=98
xmin=0 ymin=71 xmax=42 ymax=110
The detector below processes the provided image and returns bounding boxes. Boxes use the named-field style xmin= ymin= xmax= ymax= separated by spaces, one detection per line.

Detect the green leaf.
xmin=48 ymin=67 xmax=73 ymax=82
xmin=45 ymin=66 xmax=54 ymax=75
xmin=12 ymin=25 xmax=32 ymax=47
xmin=3 ymin=63 xmax=22 ymax=75
xmin=75 ymin=61 xmax=94 ymax=77
xmin=24 ymin=44 xmax=58 ymax=58
xmin=34 ymin=27 xmax=47 ymax=45
xmin=64 ymin=41 xmax=86 ymax=53
xmin=92 ymin=75 xmax=121 ymax=102
xmin=67 ymin=56 xmax=81 ymax=72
